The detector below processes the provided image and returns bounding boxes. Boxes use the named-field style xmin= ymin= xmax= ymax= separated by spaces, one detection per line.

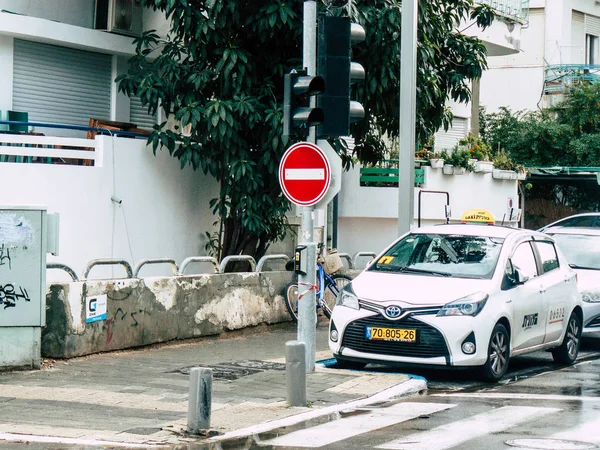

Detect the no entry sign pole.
xmin=279 ymin=140 xmax=331 ymax=374
xmin=300 ymin=0 xmax=318 ymax=373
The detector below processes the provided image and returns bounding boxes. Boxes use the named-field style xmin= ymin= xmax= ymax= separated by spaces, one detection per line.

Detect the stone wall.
xmin=42 ymin=271 xmax=296 ymax=359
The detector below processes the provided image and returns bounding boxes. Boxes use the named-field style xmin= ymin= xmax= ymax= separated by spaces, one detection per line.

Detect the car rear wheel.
xmin=334 ymin=357 xmax=367 ymax=370
xmin=552 ymin=312 xmax=581 ymax=365
xmin=479 ymin=323 xmax=510 ymax=382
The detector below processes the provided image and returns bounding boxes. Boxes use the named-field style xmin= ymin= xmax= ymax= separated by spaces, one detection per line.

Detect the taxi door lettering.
xmin=522 ymin=313 xmax=538 ymax=329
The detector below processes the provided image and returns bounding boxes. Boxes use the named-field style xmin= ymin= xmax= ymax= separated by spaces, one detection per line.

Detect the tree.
xmin=118 ymin=0 xmax=494 ymax=261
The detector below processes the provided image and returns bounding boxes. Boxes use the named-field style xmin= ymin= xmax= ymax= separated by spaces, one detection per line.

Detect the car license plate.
xmin=366 ymin=327 xmax=416 ymax=342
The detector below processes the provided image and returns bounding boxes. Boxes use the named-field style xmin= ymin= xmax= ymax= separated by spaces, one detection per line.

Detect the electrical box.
xmin=294 ymin=245 xmax=308 ymax=275
xmin=0 ymin=206 xmax=47 ymax=327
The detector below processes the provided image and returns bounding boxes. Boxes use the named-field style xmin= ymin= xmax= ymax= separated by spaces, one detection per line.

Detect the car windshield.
xmin=369 ymin=233 xmax=505 ymax=279
xmin=548 ymin=234 xmax=600 ymax=270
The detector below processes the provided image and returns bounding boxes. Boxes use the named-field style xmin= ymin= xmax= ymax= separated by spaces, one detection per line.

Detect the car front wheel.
xmin=479 ymin=323 xmax=510 ymax=382
xmin=552 ymin=312 xmax=581 ymax=365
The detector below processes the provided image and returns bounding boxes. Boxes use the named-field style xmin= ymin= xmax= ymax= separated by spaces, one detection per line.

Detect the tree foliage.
xmin=480 ymin=83 xmax=600 ymax=167
xmin=118 ymin=0 xmax=494 ymax=260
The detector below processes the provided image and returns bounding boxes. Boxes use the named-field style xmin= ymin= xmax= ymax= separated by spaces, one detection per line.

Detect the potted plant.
xmin=447 ymin=148 xmax=474 ymax=175
xmin=492 ymin=149 xmax=517 ymax=180
xmin=458 ymin=135 xmax=493 ymax=173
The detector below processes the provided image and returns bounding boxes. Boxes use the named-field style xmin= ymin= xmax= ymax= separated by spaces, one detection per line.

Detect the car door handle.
xmin=539 ymin=285 xmax=546 ymax=293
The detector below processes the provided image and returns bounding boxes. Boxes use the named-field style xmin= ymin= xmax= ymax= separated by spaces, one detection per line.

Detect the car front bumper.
xmin=582 ymin=301 xmax=600 ymax=338
xmin=329 ymin=305 xmax=498 ymax=368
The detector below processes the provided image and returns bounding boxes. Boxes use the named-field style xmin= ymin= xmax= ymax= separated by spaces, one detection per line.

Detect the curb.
xmin=207 ymin=377 xmax=427 ymax=443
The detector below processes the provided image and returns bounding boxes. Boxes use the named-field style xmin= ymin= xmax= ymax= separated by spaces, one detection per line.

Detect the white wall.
xmin=0 ymin=136 xmax=219 ymax=281
xmin=337 ymin=166 xmax=519 ymax=258
xmin=0 ymin=0 xmax=95 ymax=28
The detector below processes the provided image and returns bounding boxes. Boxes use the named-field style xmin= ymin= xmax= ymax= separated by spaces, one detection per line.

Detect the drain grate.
xmin=170 ymin=360 xmax=285 ymax=380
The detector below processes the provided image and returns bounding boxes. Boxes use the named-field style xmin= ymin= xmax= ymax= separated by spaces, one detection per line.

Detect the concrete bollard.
xmin=286 ymin=340 xmax=306 ymax=407
xmin=187 ymin=367 xmax=213 ymax=434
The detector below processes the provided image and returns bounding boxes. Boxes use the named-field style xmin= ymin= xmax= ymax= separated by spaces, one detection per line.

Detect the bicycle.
xmin=283 ymin=248 xmax=352 ymax=322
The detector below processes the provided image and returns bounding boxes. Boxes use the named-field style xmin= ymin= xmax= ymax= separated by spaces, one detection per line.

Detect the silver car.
xmin=544 ymin=227 xmax=600 ymax=338
xmin=538 ymin=213 xmax=600 ymax=232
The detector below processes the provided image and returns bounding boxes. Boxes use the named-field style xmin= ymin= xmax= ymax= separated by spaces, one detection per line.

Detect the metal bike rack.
xmin=219 ymin=255 xmax=257 ymax=273
xmin=353 ymin=252 xmax=377 ymax=269
xmin=133 ymin=258 xmax=179 ymax=278
xmin=256 ymin=254 xmax=290 ymax=272
xmin=179 ymin=256 xmax=221 ymax=275
xmin=82 ymin=259 xmax=134 ymax=280
xmin=337 ymin=253 xmax=353 ymax=269
xmin=47 ymin=263 xmax=79 ymax=282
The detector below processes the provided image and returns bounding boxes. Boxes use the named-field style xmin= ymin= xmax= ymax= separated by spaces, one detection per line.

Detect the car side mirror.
xmin=506 ymin=261 xmax=529 ymax=286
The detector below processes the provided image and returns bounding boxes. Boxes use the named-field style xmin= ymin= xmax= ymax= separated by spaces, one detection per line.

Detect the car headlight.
xmin=582 ymin=292 xmax=600 ymax=303
xmin=336 ymin=284 xmax=359 ymax=310
xmin=437 ymin=292 xmax=489 ymax=317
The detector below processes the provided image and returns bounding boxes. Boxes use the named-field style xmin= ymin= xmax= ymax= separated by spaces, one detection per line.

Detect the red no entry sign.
xmin=279 ymin=142 xmax=331 ymax=206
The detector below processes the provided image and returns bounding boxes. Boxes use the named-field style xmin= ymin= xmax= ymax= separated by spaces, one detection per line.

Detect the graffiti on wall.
xmin=0 ymin=284 xmax=31 ymax=309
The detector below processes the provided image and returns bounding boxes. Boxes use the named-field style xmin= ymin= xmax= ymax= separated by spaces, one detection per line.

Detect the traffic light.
xmin=283 ymin=69 xmax=325 ymax=137
xmin=317 ymin=16 xmax=366 ymax=137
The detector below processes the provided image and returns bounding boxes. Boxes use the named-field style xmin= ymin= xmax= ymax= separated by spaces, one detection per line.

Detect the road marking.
xmin=551 ymin=414 xmax=600 ymax=444
xmin=209 ymin=378 xmax=427 ymax=442
xmin=376 ymin=406 xmax=560 ymax=450
xmin=261 ymin=402 xmax=455 ymax=448
xmin=433 ymin=392 xmax=600 ymax=402
xmin=284 ymin=168 xmax=325 ymax=180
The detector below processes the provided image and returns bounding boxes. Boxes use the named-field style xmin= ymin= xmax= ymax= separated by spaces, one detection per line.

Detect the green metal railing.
xmin=476 ymin=0 xmax=529 ymax=24
xmin=359 ymin=160 xmax=425 ymax=187
xmin=544 ymin=65 xmax=600 ymax=94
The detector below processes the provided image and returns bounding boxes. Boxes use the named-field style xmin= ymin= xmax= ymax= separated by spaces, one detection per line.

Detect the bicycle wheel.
xmin=322 ymin=274 xmax=352 ymax=319
xmin=283 ymin=282 xmax=299 ymax=322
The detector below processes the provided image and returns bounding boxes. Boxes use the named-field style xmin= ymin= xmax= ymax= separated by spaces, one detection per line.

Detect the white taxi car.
xmin=329 ymin=211 xmax=583 ymax=381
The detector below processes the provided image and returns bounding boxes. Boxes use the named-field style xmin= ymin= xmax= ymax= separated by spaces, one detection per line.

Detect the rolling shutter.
xmin=586 ymin=14 xmax=600 ymax=37
xmin=12 ymin=39 xmax=112 ymax=128
xmin=434 ymin=117 xmax=468 ymax=151
xmin=572 ymin=11 xmax=585 ymax=63
xmin=129 ymin=96 xmax=157 ymax=130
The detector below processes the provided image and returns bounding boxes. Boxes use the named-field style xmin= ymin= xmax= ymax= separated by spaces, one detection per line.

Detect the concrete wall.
xmin=337 ymin=165 xmax=519 ymax=258
xmin=42 ymin=271 xmax=296 ymax=358
xmin=0 ymin=136 xmax=219 ymax=282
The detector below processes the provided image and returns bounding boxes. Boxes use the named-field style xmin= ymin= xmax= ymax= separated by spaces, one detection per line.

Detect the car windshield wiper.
xmin=397 ymin=267 xmax=453 ymax=277
xmin=569 ymin=263 xmax=599 ymax=270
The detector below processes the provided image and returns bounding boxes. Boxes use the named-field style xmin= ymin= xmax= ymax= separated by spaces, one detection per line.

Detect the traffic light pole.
xmin=398 ymin=0 xmax=418 ymax=236
xmin=298 ymin=0 xmax=318 ymax=373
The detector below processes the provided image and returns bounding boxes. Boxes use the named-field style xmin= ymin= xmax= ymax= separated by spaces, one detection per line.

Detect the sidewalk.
xmin=0 ymin=323 xmax=425 ymax=448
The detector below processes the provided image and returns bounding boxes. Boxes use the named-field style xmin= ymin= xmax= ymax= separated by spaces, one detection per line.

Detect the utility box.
xmin=0 ymin=206 xmax=48 ymax=370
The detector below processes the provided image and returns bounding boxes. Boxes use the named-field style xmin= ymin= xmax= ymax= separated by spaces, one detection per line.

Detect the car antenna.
xmin=501 ymin=213 xmax=506 ymax=227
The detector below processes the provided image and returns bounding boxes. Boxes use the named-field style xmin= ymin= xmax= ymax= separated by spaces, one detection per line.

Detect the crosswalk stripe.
xmin=433 ymin=392 xmax=600 ymax=402
xmin=376 ymin=405 xmax=561 ymax=450
xmin=551 ymin=414 xmax=600 ymax=444
xmin=260 ymin=402 xmax=456 ymax=448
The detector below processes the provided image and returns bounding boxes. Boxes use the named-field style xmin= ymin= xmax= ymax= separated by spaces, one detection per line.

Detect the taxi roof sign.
xmin=461 ymin=209 xmax=496 ymax=225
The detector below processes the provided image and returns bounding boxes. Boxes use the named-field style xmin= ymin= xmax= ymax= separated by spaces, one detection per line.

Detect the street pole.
xmin=298 ymin=0 xmax=318 ymax=373
xmin=398 ymin=0 xmax=418 ymax=236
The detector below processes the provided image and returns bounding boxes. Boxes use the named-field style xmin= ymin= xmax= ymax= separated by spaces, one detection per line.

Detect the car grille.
xmin=341 ymin=315 xmax=449 ymax=358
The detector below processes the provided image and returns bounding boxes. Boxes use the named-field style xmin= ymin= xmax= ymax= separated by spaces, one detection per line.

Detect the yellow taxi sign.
xmin=461 ymin=209 xmax=495 ymax=225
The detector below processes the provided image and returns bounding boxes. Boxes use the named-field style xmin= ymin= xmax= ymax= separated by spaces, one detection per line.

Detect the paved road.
xmin=250 ymin=339 xmax=600 ymax=450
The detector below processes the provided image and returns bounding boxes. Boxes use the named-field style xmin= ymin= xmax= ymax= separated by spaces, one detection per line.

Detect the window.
xmin=548 ymin=234 xmax=600 ymax=270
xmin=534 ymin=241 xmax=560 ymax=274
xmin=510 ymin=242 xmax=538 ymax=281
xmin=586 ymin=34 xmax=598 ymax=65
xmin=557 ymin=216 xmax=600 ymax=228
xmin=369 ymin=233 xmax=505 ymax=279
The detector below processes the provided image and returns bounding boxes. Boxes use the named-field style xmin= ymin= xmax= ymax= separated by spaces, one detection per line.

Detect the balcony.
xmin=543 ymin=64 xmax=600 ymax=95
xmin=476 ymin=0 xmax=530 ymax=24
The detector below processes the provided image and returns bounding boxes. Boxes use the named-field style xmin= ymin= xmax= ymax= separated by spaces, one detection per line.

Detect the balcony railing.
xmin=359 ymin=160 xmax=425 ymax=188
xmin=476 ymin=0 xmax=530 ymax=24
xmin=544 ymin=64 xmax=600 ymax=94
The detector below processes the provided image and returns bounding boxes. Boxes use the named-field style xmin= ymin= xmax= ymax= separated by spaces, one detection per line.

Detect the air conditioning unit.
xmin=95 ymin=0 xmax=143 ymax=37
